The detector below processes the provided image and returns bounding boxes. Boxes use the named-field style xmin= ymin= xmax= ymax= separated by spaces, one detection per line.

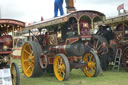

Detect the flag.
xmin=117 ymin=4 xmax=124 ymax=11
xmin=41 ymin=16 xmax=44 ymax=21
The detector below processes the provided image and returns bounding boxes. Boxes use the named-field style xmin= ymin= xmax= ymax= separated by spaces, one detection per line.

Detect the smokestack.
xmin=65 ymin=0 xmax=76 ymax=13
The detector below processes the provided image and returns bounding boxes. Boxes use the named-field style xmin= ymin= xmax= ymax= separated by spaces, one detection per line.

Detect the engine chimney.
xmin=65 ymin=0 xmax=76 ymax=13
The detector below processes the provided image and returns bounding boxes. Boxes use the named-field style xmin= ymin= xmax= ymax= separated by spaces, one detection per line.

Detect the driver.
xmin=66 ymin=23 xmax=77 ymax=37
xmin=80 ymin=22 xmax=90 ymax=35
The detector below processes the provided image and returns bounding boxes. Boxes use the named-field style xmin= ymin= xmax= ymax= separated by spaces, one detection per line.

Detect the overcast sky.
xmin=0 ymin=0 xmax=128 ymax=23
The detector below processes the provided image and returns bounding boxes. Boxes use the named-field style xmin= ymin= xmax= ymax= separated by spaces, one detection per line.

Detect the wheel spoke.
xmin=61 ymin=64 xmax=65 ymax=71
xmin=96 ymin=40 xmax=99 ymax=49
xmin=23 ymin=59 xmax=28 ymax=62
xmin=11 ymin=66 xmax=17 ymax=85
xmin=90 ymin=55 xmax=93 ymax=61
xmin=92 ymin=62 xmax=96 ymax=68
xmin=62 ymin=71 xmax=65 ymax=79
xmin=91 ymin=67 xmax=95 ymax=73
xmin=28 ymin=51 xmax=33 ymax=59
xmin=12 ymin=67 xmax=16 ymax=76
xmin=26 ymin=65 xmax=32 ymax=72
xmin=83 ymin=55 xmax=88 ymax=62
xmin=57 ymin=59 xmax=60 ymax=65
xmin=27 ymin=44 xmax=32 ymax=52
xmin=89 ymin=54 xmax=93 ymax=62
xmin=93 ymin=40 xmax=96 ymax=49
xmin=12 ymin=71 xmax=16 ymax=78
xmin=97 ymin=44 xmax=102 ymax=51
xmin=31 ymin=56 xmax=34 ymax=60
xmin=24 ymin=49 xmax=31 ymax=55
xmin=31 ymin=58 xmax=35 ymax=63
xmin=60 ymin=58 xmax=63 ymax=65
xmin=12 ymin=78 xmax=16 ymax=85
xmin=92 ymin=58 xmax=95 ymax=62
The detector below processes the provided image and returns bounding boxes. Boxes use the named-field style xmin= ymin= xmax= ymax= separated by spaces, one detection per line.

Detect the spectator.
xmin=85 ymin=41 xmax=91 ymax=53
xmin=100 ymin=42 xmax=109 ymax=71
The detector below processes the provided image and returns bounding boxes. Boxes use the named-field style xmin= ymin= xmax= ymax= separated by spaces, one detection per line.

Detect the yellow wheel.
xmin=21 ymin=41 xmax=42 ymax=77
xmin=82 ymin=51 xmax=100 ymax=77
xmin=53 ymin=54 xmax=70 ymax=81
xmin=11 ymin=62 xmax=20 ymax=85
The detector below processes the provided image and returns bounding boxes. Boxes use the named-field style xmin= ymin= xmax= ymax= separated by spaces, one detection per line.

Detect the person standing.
xmin=100 ymin=42 xmax=109 ymax=71
xmin=54 ymin=0 xmax=64 ymax=17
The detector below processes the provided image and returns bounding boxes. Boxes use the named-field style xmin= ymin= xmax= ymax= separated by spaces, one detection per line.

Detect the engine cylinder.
xmin=49 ymin=41 xmax=86 ymax=57
xmin=66 ymin=42 xmax=85 ymax=56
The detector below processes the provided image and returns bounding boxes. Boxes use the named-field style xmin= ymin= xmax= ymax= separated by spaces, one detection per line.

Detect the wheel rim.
xmin=11 ymin=64 xmax=16 ymax=85
xmin=93 ymin=38 xmax=102 ymax=55
xmin=82 ymin=52 xmax=96 ymax=77
xmin=122 ymin=48 xmax=128 ymax=71
xmin=21 ymin=43 xmax=35 ymax=77
xmin=54 ymin=55 xmax=66 ymax=81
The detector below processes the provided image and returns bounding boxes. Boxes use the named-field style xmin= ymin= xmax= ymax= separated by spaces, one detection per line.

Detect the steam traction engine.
xmin=93 ymin=14 xmax=128 ymax=71
xmin=0 ymin=35 xmax=12 ymax=68
xmin=21 ymin=10 xmax=105 ymax=81
xmin=0 ymin=19 xmax=25 ymax=85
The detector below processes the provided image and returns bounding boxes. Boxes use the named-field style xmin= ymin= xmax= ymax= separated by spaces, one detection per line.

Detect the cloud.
xmin=76 ymin=0 xmax=128 ymax=17
xmin=0 ymin=0 xmax=128 ymax=22
xmin=0 ymin=0 xmax=55 ymax=22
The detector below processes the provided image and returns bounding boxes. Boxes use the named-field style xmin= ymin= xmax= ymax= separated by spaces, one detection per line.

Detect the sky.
xmin=0 ymin=0 xmax=128 ymax=23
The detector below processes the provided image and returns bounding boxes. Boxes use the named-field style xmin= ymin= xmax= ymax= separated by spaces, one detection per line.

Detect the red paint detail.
xmin=80 ymin=35 xmax=92 ymax=38
xmin=0 ymin=51 xmax=12 ymax=54
xmin=110 ymin=40 xmax=116 ymax=45
xmin=0 ymin=35 xmax=13 ymax=48
xmin=13 ymin=48 xmax=21 ymax=50
xmin=13 ymin=56 xmax=21 ymax=59
xmin=59 ymin=46 xmax=65 ymax=53
xmin=67 ymin=37 xmax=79 ymax=44
xmin=48 ymin=57 xmax=54 ymax=64
xmin=41 ymin=16 xmax=44 ymax=21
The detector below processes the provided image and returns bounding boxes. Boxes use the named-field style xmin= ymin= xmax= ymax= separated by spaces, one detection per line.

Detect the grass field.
xmin=12 ymin=59 xmax=128 ymax=85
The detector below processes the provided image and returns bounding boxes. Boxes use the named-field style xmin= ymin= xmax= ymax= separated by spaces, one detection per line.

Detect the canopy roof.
xmin=94 ymin=14 xmax=128 ymax=26
xmin=0 ymin=19 xmax=25 ymax=34
xmin=24 ymin=10 xmax=105 ymax=31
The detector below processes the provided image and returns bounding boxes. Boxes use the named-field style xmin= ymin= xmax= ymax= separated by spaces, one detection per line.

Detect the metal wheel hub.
xmin=88 ymin=62 xmax=95 ymax=68
xmin=57 ymin=61 xmax=65 ymax=72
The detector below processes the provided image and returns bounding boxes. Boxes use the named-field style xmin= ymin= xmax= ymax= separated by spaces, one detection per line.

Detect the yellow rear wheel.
xmin=21 ymin=41 xmax=42 ymax=77
xmin=53 ymin=54 xmax=70 ymax=81
xmin=82 ymin=51 xmax=100 ymax=77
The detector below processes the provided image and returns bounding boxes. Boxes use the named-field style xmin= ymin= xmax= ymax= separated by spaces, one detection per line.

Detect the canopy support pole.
xmin=12 ymin=26 xmax=15 ymax=48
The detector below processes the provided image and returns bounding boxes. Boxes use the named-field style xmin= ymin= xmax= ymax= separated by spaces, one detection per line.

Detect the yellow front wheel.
xmin=82 ymin=51 xmax=100 ymax=77
xmin=53 ymin=54 xmax=70 ymax=81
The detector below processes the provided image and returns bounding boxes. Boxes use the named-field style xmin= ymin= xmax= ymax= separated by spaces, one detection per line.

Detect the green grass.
xmin=12 ymin=59 xmax=128 ymax=85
